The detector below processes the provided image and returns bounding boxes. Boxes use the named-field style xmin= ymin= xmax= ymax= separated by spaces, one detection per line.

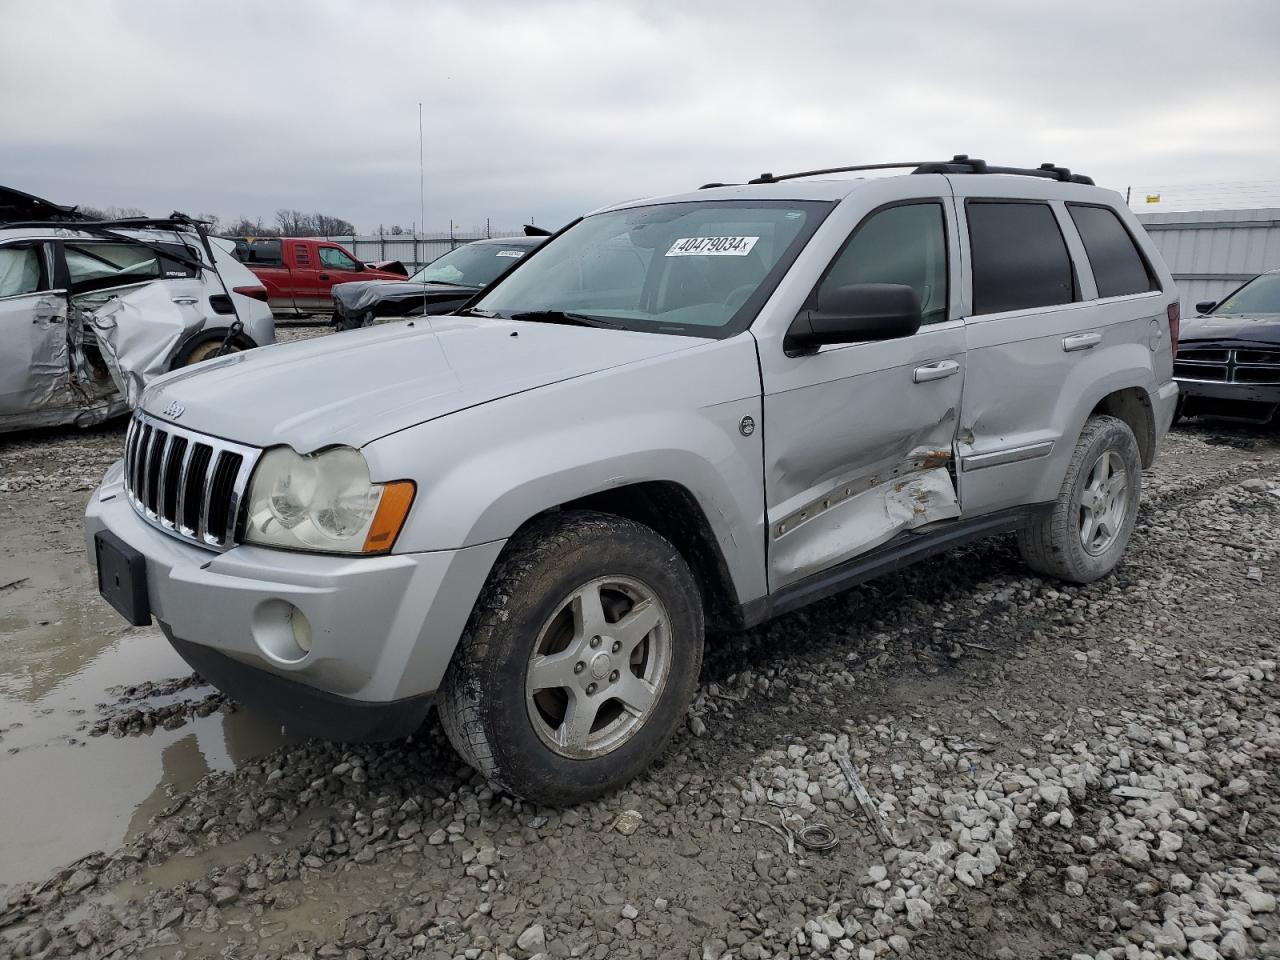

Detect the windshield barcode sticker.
xmin=665 ymin=236 xmax=760 ymax=257
xmin=495 ymin=250 xmax=525 ymax=258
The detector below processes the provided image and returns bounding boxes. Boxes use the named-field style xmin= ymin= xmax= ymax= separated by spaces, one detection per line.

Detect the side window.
xmin=0 ymin=244 xmax=48 ymax=298
xmin=817 ymin=202 xmax=949 ymax=325
xmin=966 ymin=201 xmax=1076 ymax=315
xmin=294 ymin=244 xmax=312 ymax=266
xmin=1067 ymin=204 xmax=1156 ymax=298
xmin=65 ymin=242 xmax=159 ymax=294
xmin=319 ymin=246 xmax=358 ymax=271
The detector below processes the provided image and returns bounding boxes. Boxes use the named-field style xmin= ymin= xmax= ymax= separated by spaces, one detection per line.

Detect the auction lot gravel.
xmin=2 ymin=334 xmax=1278 ymax=960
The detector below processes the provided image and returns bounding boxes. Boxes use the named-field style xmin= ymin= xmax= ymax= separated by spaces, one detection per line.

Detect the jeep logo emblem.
xmin=161 ymin=401 xmax=185 ymax=420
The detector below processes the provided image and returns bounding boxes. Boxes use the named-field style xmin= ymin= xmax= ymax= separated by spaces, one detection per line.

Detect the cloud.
xmin=1 ymin=0 xmax=1277 ymax=231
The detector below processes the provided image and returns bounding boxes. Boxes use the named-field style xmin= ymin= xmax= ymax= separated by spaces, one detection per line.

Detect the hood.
xmin=141 ymin=316 xmax=701 ymax=452
xmin=1179 ymin=312 xmax=1280 ymax=348
xmin=331 ymin=279 xmax=476 ymax=313
xmin=0 ymin=185 xmax=85 ymax=225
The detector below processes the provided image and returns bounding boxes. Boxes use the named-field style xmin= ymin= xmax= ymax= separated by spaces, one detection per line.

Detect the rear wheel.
xmin=438 ymin=511 xmax=703 ymax=805
xmin=1017 ymin=415 xmax=1142 ymax=583
xmin=177 ymin=338 xmax=243 ymax=367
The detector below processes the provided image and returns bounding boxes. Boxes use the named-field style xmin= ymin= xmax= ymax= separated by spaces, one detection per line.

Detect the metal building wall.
xmin=1136 ymin=208 xmax=1280 ymax=314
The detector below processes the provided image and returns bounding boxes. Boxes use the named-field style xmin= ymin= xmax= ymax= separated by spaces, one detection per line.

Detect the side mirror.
xmin=1195 ymin=299 xmax=1216 ymax=315
xmin=786 ymin=283 xmax=922 ymax=352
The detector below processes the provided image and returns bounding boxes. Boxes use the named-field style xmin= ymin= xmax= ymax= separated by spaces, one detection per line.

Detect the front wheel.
xmin=438 ymin=511 xmax=704 ymax=805
xmin=1017 ymin=415 xmax=1142 ymax=583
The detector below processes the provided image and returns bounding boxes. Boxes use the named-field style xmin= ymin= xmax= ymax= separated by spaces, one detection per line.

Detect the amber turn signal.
xmin=362 ymin=481 xmax=416 ymax=553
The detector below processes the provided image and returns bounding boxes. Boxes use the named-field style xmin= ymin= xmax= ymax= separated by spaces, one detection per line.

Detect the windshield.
xmin=472 ymin=200 xmax=831 ymax=336
xmin=410 ymin=242 xmax=534 ymax=288
xmin=1213 ymin=273 xmax=1280 ymax=317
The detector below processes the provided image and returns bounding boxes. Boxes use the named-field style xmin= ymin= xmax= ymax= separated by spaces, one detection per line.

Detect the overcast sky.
xmin=2 ymin=0 xmax=1278 ymax=233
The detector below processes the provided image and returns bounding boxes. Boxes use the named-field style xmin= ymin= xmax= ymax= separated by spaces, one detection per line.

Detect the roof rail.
xmin=728 ymin=155 xmax=1095 ymax=188
xmin=912 ymin=155 xmax=1095 ymax=185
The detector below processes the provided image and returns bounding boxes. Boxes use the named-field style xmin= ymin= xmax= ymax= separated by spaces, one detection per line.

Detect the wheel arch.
xmin=170 ymin=327 xmax=259 ymax=369
xmin=512 ymin=480 xmax=746 ymax=632
xmin=1089 ymin=386 xmax=1156 ymax=468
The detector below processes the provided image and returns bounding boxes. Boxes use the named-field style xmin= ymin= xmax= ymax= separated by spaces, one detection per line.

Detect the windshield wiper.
xmin=507 ymin=310 xmax=616 ymax=328
xmin=417 ymin=279 xmax=480 ymax=288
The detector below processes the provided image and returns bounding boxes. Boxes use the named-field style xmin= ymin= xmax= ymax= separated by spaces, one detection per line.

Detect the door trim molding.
xmin=960 ymin=440 xmax=1054 ymax=472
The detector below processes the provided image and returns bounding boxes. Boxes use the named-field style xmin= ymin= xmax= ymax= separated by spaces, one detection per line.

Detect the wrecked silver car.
xmin=0 ymin=187 xmax=274 ymax=433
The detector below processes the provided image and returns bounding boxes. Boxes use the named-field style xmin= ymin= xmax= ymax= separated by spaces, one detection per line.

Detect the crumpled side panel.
xmin=0 ymin=297 xmax=72 ymax=419
xmin=771 ymin=464 xmax=961 ymax=589
xmin=90 ymin=284 xmax=204 ymax=407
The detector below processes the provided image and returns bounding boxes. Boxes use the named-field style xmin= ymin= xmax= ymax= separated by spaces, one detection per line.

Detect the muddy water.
xmin=0 ymin=551 xmax=290 ymax=889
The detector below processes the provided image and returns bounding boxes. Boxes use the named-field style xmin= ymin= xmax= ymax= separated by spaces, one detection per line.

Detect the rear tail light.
xmin=233 ymin=285 xmax=270 ymax=302
xmin=1167 ymin=302 xmax=1181 ymax=358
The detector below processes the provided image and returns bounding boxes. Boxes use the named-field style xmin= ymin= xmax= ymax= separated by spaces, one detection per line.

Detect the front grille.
xmin=1175 ymin=347 xmax=1280 ymax=385
xmin=123 ymin=412 xmax=260 ymax=550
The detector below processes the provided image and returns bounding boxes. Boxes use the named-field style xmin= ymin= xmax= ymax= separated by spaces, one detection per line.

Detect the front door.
xmin=0 ymin=240 xmax=70 ymax=423
xmin=316 ymin=244 xmax=365 ymax=311
xmin=760 ymin=192 xmax=966 ymax=590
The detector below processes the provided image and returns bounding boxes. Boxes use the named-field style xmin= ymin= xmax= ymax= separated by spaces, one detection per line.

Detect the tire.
xmin=176 ymin=338 xmax=243 ymax=367
xmin=1017 ymin=415 xmax=1142 ymax=584
xmin=438 ymin=510 xmax=704 ymax=805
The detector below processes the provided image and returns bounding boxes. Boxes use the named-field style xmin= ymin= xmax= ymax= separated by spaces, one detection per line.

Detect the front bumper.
xmin=1174 ymin=377 xmax=1280 ymax=423
xmin=85 ymin=460 xmax=505 ymax=740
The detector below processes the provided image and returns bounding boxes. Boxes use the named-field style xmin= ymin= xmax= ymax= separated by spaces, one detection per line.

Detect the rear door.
xmin=759 ymin=185 xmax=966 ymax=590
xmin=953 ymin=185 xmax=1090 ymax=515
xmin=0 ymin=239 xmax=71 ymax=421
xmin=284 ymin=241 xmax=322 ymax=313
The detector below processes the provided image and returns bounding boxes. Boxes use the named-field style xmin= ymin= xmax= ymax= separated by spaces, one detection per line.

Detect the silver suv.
xmin=86 ymin=156 xmax=1179 ymax=804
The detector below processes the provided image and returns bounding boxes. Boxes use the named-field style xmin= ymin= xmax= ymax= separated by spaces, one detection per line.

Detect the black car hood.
xmin=1179 ymin=312 xmax=1280 ymax=349
xmin=332 ymin=279 xmax=478 ymax=314
xmin=0 ymin=185 xmax=86 ymax=224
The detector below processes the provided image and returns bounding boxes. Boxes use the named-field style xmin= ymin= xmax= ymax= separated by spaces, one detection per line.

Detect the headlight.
xmin=243 ymin=446 xmax=415 ymax=554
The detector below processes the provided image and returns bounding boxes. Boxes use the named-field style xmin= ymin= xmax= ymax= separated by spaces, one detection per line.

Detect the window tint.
xmin=235 ymin=239 xmax=282 ymax=265
xmin=319 ymin=246 xmax=358 ymax=270
xmin=1068 ymin=204 xmax=1155 ymax=298
xmin=0 ymin=245 xmax=47 ymax=298
xmin=967 ymin=202 xmax=1076 ymax=315
xmin=65 ymin=241 xmax=198 ymax=295
xmin=818 ymin=202 xmax=949 ymax=324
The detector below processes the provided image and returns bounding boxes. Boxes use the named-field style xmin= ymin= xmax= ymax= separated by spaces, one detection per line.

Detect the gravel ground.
xmin=1 ymin=388 xmax=1278 ymax=959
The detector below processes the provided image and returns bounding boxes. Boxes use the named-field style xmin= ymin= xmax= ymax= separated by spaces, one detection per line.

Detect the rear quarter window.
xmin=1067 ymin=204 xmax=1157 ymax=298
xmin=966 ymin=201 xmax=1076 ymax=316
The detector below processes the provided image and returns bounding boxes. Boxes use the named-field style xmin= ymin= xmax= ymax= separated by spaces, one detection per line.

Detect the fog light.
xmin=290 ymin=606 xmax=313 ymax=654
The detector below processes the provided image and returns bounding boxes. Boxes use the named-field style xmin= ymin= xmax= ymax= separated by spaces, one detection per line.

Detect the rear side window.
xmin=967 ymin=201 xmax=1076 ymax=315
xmin=818 ymin=202 xmax=949 ymax=325
xmin=65 ymin=241 xmax=198 ymax=295
xmin=1067 ymin=204 xmax=1156 ymax=298
xmin=235 ymin=239 xmax=282 ymax=265
xmin=294 ymin=244 xmax=311 ymax=266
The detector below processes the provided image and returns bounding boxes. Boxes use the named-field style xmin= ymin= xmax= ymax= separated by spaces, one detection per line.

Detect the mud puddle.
xmin=0 ymin=553 xmax=290 ymax=890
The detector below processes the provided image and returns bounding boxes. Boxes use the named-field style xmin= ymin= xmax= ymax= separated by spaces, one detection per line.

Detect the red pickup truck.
xmin=231 ymin=238 xmax=406 ymax=317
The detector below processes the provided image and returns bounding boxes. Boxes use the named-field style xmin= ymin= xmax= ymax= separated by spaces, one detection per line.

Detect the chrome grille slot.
xmin=122 ymin=411 xmax=260 ymax=551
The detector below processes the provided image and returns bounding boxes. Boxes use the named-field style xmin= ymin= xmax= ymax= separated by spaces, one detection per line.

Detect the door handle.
xmin=319 ymin=273 xmax=331 ymax=281
xmin=171 ymin=296 xmax=199 ymax=305
xmin=912 ymin=359 xmax=960 ymax=383
xmin=1063 ymin=332 xmax=1101 ymax=352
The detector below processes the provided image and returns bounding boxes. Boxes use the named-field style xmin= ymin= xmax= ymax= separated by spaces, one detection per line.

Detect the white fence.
xmin=1137 ymin=208 xmax=1280 ymax=313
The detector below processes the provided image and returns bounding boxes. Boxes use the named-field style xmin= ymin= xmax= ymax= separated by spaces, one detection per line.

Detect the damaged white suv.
xmin=86 ymin=156 xmax=1179 ymax=804
xmin=1 ymin=186 xmax=273 ymax=433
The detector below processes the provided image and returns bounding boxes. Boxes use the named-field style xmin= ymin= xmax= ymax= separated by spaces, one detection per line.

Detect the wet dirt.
xmin=0 ymin=324 xmax=332 ymax=893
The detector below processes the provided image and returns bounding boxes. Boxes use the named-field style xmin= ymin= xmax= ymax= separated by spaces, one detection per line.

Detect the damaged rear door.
xmin=761 ymin=195 xmax=965 ymax=590
xmin=0 ymin=239 xmax=71 ymax=423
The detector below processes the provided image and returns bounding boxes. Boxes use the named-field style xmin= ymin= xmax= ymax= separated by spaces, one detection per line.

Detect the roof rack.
xmin=715 ymin=155 xmax=1094 ymax=188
